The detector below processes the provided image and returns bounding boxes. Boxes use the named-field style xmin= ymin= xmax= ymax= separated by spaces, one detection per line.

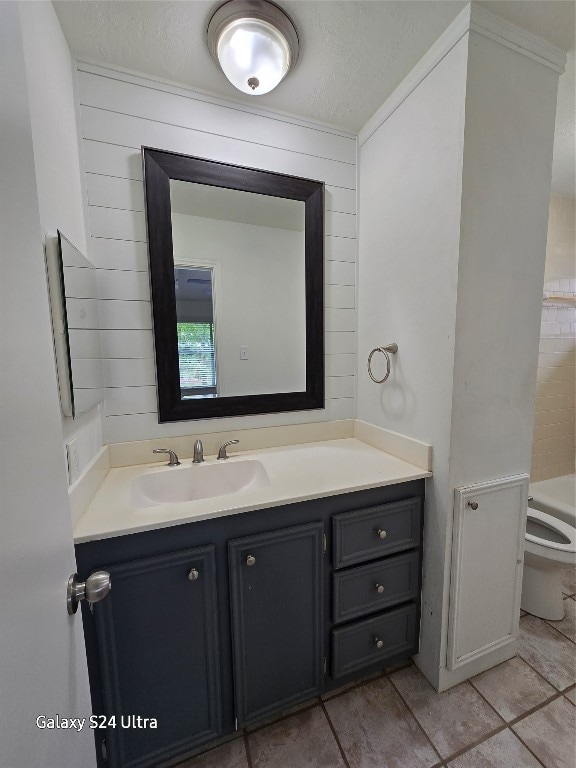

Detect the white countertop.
xmin=73 ymin=438 xmax=431 ymax=543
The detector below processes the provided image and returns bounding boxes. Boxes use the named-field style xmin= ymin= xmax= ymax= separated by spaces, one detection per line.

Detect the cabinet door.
xmin=447 ymin=475 xmax=528 ymax=670
xmin=93 ymin=546 xmax=221 ymax=768
xmin=229 ymin=522 xmax=324 ymax=726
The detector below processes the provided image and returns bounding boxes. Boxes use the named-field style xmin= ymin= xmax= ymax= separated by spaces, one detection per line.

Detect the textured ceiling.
xmin=54 ymin=0 xmax=575 ymax=194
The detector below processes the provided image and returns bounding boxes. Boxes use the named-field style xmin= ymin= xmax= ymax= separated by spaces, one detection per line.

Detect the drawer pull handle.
xmin=467 ymin=501 xmax=479 ymax=510
xmin=374 ymin=637 xmax=384 ymax=650
xmin=377 ymin=528 xmax=387 ymax=540
xmin=375 ymin=583 xmax=385 ymax=594
xmin=188 ymin=568 xmax=199 ymax=581
xmin=246 ymin=555 xmax=256 ymax=567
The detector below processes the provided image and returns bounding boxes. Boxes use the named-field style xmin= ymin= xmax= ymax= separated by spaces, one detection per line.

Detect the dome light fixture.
xmin=207 ymin=0 xmax=299 ymax=96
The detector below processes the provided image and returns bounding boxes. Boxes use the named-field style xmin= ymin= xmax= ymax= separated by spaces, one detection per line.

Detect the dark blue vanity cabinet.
xmin=76 ymin=480 xmax=424 ymax=768
xmin=228 ymin=523 xmax=324 ymax=726
xmin=93 ymin=547 xmax=222 ymax=768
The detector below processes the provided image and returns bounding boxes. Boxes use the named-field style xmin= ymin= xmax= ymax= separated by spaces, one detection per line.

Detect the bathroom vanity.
xmin=74 ymin=440 xmax=428 ymax=768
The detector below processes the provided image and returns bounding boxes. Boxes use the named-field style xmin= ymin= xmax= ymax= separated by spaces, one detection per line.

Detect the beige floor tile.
xmin=562 ymin=567 xmax=576 ymax=596
xmin=325 ymin=675 xmax=439 ymax=768
xmin=390 ymin=665 xmax=503 ymax=760
xmin=519 ymin=614 xmax=576 ymax=690
xmin=176 ymin=737 xmax=248 ymax=768
xmin=446 ymin=729 xmax=542 ymax=768
xmin=546 ymin=596 xmax=576 ymax=642
xmin=321 ymin=670 xmax=382 ymax=701
xmin=512 ymin=696 xmax=576 ymax=768
xmin=248 ymin=706 xmax=345 ymax=768
xmin=565 ymin=687 xmax=576 ymax=705
xmin=470 ymin=657 xmax=556 ymax=721
xmin=244 ymin=698 xmax=319 ymax=732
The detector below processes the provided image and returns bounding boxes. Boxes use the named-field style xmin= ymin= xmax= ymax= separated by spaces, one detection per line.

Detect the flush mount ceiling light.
xmin=207 ymin=0 xmax=299 ymax=96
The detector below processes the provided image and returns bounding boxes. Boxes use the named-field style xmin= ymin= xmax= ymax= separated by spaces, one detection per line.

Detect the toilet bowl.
xmin=521 ymin=507 xmax=576 ymax=620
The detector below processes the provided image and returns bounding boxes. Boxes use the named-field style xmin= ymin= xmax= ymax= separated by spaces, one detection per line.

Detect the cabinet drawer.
xmin=332 ymin=498 xmax=421 ymax=569
xmin=333 ymin=551 xmax=420 ymax=624
xmin=331 ymin=603 xmax=419 ymax=679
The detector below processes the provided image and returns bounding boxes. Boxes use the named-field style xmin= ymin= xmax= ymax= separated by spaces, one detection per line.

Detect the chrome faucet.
xmin=192 ymin=439 xmax=204 ymax=464
xmin=217 ymin=439 xmax=240 ymax=460
xmin=152 ymin=448 xmax=181 ymax=466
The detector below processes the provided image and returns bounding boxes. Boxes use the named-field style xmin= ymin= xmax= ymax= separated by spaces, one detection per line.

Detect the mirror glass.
xmin=169 ymin=180 xmax=306 ymax=400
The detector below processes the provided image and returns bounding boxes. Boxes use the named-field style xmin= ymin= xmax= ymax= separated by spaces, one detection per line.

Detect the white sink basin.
xmin=132 ymin=460 xmax=270 ymax=508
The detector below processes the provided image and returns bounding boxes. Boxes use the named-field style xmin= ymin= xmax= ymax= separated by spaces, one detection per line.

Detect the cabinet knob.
xmin=374 ymin=637 xmax=384 ymax=649
xmin=246 ymin=555 xmax=256 ymax=567
xmin=467 ymin=501 xmax=479 ymax=510
xmin=188 ymin=568 xmax=199 ymax=581
xmin=375 ymin=583 xmax=384 ymax=594
xmin=377 ymin=528 xmax=387 ymax=540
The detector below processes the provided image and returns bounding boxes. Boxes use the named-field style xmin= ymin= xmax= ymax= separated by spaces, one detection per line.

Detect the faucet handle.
xmin=153 ymin=448 xmax=180 ymax=466
xmin=217 ymin=439 xmax=240 ymax=460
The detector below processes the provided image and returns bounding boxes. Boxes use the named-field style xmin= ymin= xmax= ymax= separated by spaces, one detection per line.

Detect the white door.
xmin=0 ymin=5 xmax=95 ymax=766
xmin=447 ymin=474 xmax=529 ymax=670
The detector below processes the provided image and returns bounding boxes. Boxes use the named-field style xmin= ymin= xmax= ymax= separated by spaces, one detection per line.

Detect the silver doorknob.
xmin=246 ymin=555 xmax=256 ymax=567
xmin=188 ymin=568 xmax=199 ymax=581
xmin=375 ymin=584 xmax=384 ymax=594
xmin=67 ymin=571 xmax=111 ymax=615
xmin=467 ymin=501 xmax=479 ymax=510
xmin=374 ymin=637 xmax=384 ymax=649
xmin=377 ymin=529 xmax=387 ymax=540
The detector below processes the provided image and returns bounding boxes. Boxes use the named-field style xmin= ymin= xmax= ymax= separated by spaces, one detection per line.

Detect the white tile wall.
xmin=76 ymin=64 xmax=358 ymax=444
xmin=531 ymin=195 xmax=575 ymax=482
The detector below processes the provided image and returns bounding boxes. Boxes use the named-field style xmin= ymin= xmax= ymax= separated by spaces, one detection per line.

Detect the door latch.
xmin=67 ymin=571 xmax=111 ymax=615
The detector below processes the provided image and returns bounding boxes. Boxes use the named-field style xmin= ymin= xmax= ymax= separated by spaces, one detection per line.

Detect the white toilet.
xmin=521 ymin=506 xmax=576 ymax=620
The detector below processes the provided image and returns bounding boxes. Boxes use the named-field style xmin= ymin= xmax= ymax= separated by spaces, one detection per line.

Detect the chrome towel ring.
xmin=367 ymin=343 xmax=398 ymax=384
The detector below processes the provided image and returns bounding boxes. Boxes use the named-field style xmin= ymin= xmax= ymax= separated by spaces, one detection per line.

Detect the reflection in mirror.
xmin=175 ymin=266 xmax=217 ymax=398
xmin=45 ymin=232 xmax=104 ymax=418
xmin=169 ymin=180 xmax=306 ymax=400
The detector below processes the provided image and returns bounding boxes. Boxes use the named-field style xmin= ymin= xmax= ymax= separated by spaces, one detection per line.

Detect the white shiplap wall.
xmin=76 ymin=64 xmax=357 ymax=444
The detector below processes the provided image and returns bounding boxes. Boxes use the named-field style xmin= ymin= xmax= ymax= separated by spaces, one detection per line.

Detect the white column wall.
xmin=357 ymin=8 xmax=562 ymax=689
xmin=357 ymin=36 xmax=469 ymax=690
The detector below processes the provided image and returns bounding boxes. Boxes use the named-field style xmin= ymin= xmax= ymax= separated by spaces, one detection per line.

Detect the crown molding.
xmin=359 ymin=3 xmax=566 ymax=147
xmin=469 ymin=4 xmax=566 ymax=75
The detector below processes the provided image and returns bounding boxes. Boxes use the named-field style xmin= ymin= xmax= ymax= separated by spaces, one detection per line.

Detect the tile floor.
xmin=178 ymin=572 xmax=576 ymax=768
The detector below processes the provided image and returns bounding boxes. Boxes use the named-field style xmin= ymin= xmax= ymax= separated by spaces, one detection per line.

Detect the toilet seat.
xmin=525 ymin=507 xmax=576 ymax=565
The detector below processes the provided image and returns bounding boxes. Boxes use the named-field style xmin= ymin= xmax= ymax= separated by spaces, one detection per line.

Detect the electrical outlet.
xmin=66 ymin=438 xmax=81 ymax=485
xmin=240 ymin=346 xmax=248 ymax=360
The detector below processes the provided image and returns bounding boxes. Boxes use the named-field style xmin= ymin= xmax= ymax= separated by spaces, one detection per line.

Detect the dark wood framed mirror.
xmin=142 ymin=147 xmax=325 ymax=422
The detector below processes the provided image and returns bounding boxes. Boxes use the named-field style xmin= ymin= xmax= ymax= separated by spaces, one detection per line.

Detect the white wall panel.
xmin=102 ymin=358 xmax=156 ymax=388
xmin=326 ymin=285 xmax=355 ymax=309
xmin=326 ymin=260 xmax=355 ymax=286
xmin=97 ymin=299 xmax=152 ymax=330
xmin=87 ymin=171 xmax=354 ymax=216
xmin=89 ymin=207 xmax=147 ymax=242
xmin=77 ymin=65 xmax=357 ymax=443
xmin=96 ymin=269 xmax=150 ymax=301
xmin=99 ymin=329 xmax=154 ymax=359
xmin=326 ymin=354 xmax=356 ymax=377
xmin=326 ymin=332 xmax=355 ymax=355
xmin=91 ymin=238 xmax=149 ymax=271
xmin=325 ymin=237 xmax=356 ymax=263
xmin=104 ymin=397 xmax=355 ymax=444
xmin=78 ymin=71 xmax=356 ymax=163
